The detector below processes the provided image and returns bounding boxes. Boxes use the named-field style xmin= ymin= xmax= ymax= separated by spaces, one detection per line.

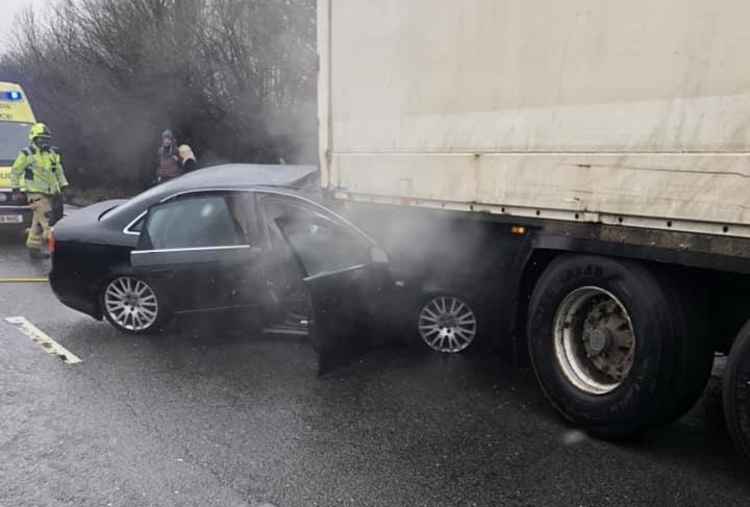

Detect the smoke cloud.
xmin=0 ymin=0 xmax=317 ymax=191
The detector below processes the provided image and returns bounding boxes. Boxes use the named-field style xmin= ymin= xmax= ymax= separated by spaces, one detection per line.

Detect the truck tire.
xmin=653 ymin=275 xmax=714 ymax=426
xmin=527 ymin=255 xmax=708 ymax=438
xmin=723 ymin=322 xmax=750 ymax=460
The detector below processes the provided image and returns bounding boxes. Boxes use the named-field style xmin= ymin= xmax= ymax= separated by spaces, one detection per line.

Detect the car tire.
xmin=416 ymin=293 xmax=479 ymax=353
xmin=101 ymin=276 xmax=168 ymax=335
xmin=527 ymin=255 xmax=708 ymax=438
xmin=723 ymin=321 xmax=750 ymax=460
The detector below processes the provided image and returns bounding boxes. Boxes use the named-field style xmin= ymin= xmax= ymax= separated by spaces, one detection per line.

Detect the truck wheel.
xmin=527 ymin=255 xmax=705 ymax=438
xmin=101 ymin=276 xmax=168 ymax=335
xmin=723 ymin=322 xmax=750 ymax=460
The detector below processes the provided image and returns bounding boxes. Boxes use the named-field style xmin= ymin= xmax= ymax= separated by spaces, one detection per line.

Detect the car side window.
xmin=143 ymin=194 xmax=247 ymax=250
xmin=261 ymin=197 xmax=371 ymax=276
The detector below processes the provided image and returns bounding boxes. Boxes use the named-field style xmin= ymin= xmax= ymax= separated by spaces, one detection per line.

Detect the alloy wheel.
xmin=418 ymin=296 xmax=477 ymax=353
xmin=104 ymin=277 xmax=159 ymax=332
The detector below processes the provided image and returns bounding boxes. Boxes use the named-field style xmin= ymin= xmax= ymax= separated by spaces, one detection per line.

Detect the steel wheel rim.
xmin=553 ymin=286 xmax=636 ymax=395
xmin=418 ymin=296 xmax=477 ymax=353
xmin=104 ymin=277 xmax=159 ymax=332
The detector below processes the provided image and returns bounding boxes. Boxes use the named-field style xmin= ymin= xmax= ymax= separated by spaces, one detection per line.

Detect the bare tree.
xmin=0 ymin=0 xmax=317 ymax=190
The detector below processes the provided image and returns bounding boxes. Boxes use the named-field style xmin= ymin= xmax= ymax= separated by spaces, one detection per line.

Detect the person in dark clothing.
xmin=178 ymin=144 xmax=198 ymax=173
xmin=155 ymin=129 xmax=182 ymax=184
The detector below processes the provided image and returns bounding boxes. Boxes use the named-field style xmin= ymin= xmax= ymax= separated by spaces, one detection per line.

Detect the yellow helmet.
xmin=29 ymin=122 xmax=52 ymax=142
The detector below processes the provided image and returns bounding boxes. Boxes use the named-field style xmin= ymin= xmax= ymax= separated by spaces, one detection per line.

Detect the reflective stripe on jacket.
xmin=11 ymin=145 xmax=69 ymax=194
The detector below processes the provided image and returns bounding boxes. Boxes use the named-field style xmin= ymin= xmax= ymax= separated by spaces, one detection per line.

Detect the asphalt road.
xmin=1 ymin=235 xmax=749 ymax=507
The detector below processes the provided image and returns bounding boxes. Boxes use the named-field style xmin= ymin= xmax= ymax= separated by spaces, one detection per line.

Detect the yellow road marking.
xmin=0 ymin=277 xmax=48 ymax=283
xmin=5 ymin=316 xmax=82 ymax=365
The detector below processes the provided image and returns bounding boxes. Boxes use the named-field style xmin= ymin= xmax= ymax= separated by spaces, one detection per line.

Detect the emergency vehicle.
xmin=0 ymin=82 xmax=35 ymax=227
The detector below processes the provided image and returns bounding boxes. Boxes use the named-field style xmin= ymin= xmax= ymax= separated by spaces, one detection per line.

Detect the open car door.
xmin=304 ymin=262 xmax=390 ymax=373
xmin=261 ymin=194 xmax=391 ymax=373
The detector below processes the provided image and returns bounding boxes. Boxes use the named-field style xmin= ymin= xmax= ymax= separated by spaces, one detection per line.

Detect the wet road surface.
xmin=1 ymin=236 xmax=749 ymax=506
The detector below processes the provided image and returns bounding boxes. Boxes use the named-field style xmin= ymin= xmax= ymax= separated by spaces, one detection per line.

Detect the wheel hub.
xmin=554 ymin=287 xmax=637 ymax=395
xmin=587 ymin=328 xmax=611 ymax=355
xmin=438 ymin=314 xmax=458 ymax=329
xmin=439 ymin=327 xmax=455 ymax=339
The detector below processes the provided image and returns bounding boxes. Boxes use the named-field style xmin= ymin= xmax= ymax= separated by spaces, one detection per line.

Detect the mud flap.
xmin=305 ymin=265 xmax=387 ymax=374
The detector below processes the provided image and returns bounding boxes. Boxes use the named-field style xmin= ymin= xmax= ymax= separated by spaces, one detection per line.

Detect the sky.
xmin=0 ymin=0 xmax=49 ymax=52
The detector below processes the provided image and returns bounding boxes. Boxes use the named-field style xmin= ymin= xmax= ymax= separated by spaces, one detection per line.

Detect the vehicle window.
xmin=262 ymin=197 xmax=371 ymax=276
xmin=0 ymin=122 xmax=32 ymax=161
xmin=144 ymin=194 xmax=245 ymax=249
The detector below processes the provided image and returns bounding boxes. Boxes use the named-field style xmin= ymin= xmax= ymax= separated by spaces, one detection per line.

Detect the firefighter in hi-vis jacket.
xmin=11 ymin=122 xmax=68 ymax=258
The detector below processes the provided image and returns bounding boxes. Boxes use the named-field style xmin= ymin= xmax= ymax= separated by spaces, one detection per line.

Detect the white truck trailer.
xmin=317 ymin=0 xmax=750 ymax=454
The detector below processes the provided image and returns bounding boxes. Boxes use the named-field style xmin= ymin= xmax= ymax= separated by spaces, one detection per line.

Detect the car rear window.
xmin=145 ymin=194 xmax=244 ymax=249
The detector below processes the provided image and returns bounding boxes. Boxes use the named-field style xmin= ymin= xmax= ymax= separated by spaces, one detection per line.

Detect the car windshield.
xmin=0 ymin=122 xmax=31 ymax=162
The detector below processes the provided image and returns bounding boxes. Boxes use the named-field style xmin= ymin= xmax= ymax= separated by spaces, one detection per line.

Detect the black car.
xmin=50 ymin=164 xmax=480 ymax=366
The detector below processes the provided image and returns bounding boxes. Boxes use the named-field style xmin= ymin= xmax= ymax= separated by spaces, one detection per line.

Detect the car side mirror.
xmin=370 ymin=246 xmax=389 ymax=264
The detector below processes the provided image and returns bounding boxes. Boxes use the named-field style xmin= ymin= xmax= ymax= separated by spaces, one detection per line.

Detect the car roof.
xmin=173 ymin=163 xmax=317 ymax=188
xmin=103 ymin=170 xmax=376 ymax=247
xmin=103 ymin=163 xmax=318 ymax=227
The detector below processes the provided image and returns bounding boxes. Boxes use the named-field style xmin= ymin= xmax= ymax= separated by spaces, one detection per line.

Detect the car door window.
xmin=144 ymin=194 xmax=246 ymax=250
xmin=261 ymin=197 xmax=372 ymax=276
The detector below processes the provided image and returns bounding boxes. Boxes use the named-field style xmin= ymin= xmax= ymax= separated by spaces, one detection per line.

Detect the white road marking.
xmin=4 ymin=316 xmax=82 ymax=365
